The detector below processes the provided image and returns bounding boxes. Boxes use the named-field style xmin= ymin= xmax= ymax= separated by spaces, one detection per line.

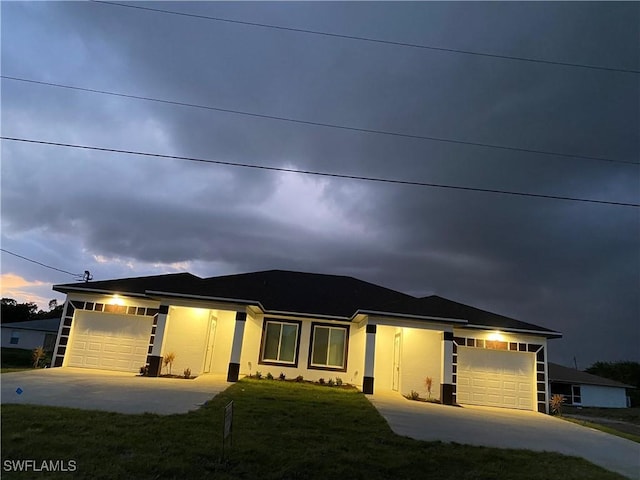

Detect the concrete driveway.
xmin=370 ymin=391 xmax=640 ymax=479
xmin=1 ymin=367 xmax=230 ymax=414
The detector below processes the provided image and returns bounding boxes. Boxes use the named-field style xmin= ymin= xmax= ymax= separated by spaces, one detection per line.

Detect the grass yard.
xmin=0 ymin=368 xmax=31 ymax=374
xmin=1 ymin=348 xmax=33 ymax=369
xmin=1 ymin=378 xmax=625 ymax=479
xmin=561 ymin=406 xmax=640 ymax=443
xmin=563 ymin=406 xmax=640 ymax=425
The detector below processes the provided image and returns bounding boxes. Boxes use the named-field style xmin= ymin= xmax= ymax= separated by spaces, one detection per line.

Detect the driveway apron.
xmin=1 ymin=367 xmax=230 ymax=414
xmin=369 ymin=391 xmax=640 ymax=479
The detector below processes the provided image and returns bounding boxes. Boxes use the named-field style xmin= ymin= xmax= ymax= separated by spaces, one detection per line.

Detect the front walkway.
xmin=369 ymin=390 xmax=639 ymax=479
xmin=1 ymin=367 xmax=230 ymax=414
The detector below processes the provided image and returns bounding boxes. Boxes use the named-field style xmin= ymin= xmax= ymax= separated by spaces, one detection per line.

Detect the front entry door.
xmin=392 ymin=333 xmax=401 ymax=391
xmin=202 ymin=313 xmax=217 ymax=373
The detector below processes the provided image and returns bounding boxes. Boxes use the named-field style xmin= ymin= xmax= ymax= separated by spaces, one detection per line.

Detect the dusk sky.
xmin=1 ymin=2 xmax=638 ymax=369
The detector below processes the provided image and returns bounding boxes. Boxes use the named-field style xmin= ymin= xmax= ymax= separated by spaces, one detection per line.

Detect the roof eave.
xmin=355 ymin=309 xmax=468 ymax=324
xmin=53 ymin=285 xmax=150 ymax=298
xmin=458 ymin=323 xmax=562 ymax=338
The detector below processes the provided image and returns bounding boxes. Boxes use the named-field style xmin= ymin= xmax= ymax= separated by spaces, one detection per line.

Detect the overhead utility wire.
xmin=2 ymin=137 xmax=638 ymax=208
xmin=0 ymin=248 xmax=82 ymax=278
xmin=93 ymin=1 xmax=639 ymax=74
xmin=3 ymin=76 xmax=636 ymax=167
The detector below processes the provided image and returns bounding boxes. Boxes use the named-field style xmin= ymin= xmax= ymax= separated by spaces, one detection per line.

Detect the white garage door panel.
xmin=457 ymin=347 xmax=534 ymax=410
xmin=67 ymin=311 xmax=152 ymax=372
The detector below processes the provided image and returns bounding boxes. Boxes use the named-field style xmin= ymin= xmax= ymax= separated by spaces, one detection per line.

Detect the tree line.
xmin=1 ymin=298 xmax=64 ymax=323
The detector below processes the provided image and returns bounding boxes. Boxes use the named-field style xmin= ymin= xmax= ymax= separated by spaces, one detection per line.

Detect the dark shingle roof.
xmin=1 ymin=318 xmax=61 ymax=332
xmin=548 ymin=362 xmax=634 ymax=389
xmin=54 ymin=272 xmax=203 ymax=296
xmin=54 ymin=269 xmax=559 ymax=335
xmin=373 ymin=295 xmax=555 ymax=333
xmin=154 ymin=270 xmax=414 ymax=318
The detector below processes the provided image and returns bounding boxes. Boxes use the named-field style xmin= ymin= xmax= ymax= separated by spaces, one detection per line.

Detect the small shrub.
xmin=550 ymin=394 xmax=565 ymax=416
xmin=278 ymin=372 xmax=286 ymax=381
xmin=327 ymin=378 xmax=335 ymax=387
xmin=163 ymin=352 xmax=176 ymax=375
xmin=318 ymin=378 xmax=325 ymax=385
xmin=255 ymin=371 xmax=262 ymax=380
xmin=425 ymin=376 xmax=433 ymax=399
xmin=139 ymin=365 xmax=149 ymax=376
xmin=32 ymin=346 xmax=46 ymax=368
xmin=408 ymin=390 xmax=421 ymax=401
xmin=335 ymin=377 xmax=343 ymax=386
xmin=266 ymin=372 xmax=274 ymax=380
xmin=183 ymin=367 xmax=191 ymax=379
xmin=295 ymin=375 xmax=304 ymax=382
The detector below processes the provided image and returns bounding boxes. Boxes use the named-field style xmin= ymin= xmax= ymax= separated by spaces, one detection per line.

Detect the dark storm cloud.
xmin=1 ymin=2 xmax=638 ymax=366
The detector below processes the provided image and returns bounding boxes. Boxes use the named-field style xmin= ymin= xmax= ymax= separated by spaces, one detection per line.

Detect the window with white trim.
xmin=10 ymin=331 xmax=20 ymax=345
xmin=309 ymin=323 xmax=348 ymax=371
xmin=260 ymin=320 xmax=300 ymax=365
xmin=572 ymin=385 xmax=582 ymax=405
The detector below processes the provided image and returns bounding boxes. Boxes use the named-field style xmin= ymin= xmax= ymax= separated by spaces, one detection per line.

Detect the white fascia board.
xmin=459 ymin=323 xmax=562 ymax=338
xmin=145 ymin=290 xmax=262 ymax=307
xmin=355 ymin=309 xmax=468 ymax=324
xmin=52 ymin=285 xmax=149 ymax=298
xmin=262 ymin=309 xmax=351 ymax=321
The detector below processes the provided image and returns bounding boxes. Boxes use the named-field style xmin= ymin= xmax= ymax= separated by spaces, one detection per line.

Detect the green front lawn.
xmin=1 ymin=379 xmax=624 ymax=479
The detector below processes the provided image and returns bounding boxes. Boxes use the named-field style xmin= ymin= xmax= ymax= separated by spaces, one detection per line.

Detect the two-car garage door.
xmin=457 ymin=347 xmax=534 ymax=410
xmin=66 ymin=311 xmax=152 ymax=372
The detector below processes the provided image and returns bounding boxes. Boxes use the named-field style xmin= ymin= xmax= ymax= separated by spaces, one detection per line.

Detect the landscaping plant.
xmin=32 ymin=346 xmax=46 ymax=368
xmin=163 ymin=352 xmax=176 ymax=375
xmin=425 ymin=376 xmax=433 ymax=399
xmin=550 ymin=394 xmax=565 ymax=416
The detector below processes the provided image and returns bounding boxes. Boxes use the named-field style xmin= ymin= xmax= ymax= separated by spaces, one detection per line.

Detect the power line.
xmin=2 ymin=136 xmax=638 ymax=208
xmin=93 ymin=1 xmax=639 ymax=75
xmin=0 ymin=248 xmax=82 ymax=278
xmin=3 ymin=75 xmax=637 ymax=167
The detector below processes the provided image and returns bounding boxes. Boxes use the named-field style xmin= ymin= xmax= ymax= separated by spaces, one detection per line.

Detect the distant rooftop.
xmin=1 ymin=318 xmax=61 ymax=332
xmin=548 ymin=362 xmax=634 ymax=389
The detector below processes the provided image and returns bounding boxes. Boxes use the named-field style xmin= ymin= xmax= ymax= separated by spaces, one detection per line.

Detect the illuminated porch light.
xmin=487 ymin=331 xmax=504 ymax=341
xmin=110 ymin=295 xmax=125 ymax=306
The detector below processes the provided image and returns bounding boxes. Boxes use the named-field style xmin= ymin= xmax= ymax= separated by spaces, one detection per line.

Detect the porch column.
xmin=148 ymin=305 xmax=169 ymax=377
xmin=363 ymin=324 xmax=377 ymax=394
xmin=227 ymin=311 xmax=247 ymax=382
xmin=440 ymin=331 xmax=454 ymax=405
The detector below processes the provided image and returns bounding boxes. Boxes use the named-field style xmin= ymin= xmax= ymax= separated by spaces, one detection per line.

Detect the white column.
xmin=227 ymin=311 xmax=247 ymax=382
xmin=363 ymin=323 xmax=377 ymax=394
xmin=151 ymin=307 xmax=169 ymax=356
xmin=148 ymin=304 xmax=170 ymax=376
xmin=440 ymin=331 xmax=454 ymax=404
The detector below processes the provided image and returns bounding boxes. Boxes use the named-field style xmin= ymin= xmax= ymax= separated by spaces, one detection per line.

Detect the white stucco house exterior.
xmin=548 ymin=362 xmax=632 ymax=408
xmin=1 ymin=318 xmax=61 ymax=351
xmin=51 ymin=270 xmax=561 ymax=412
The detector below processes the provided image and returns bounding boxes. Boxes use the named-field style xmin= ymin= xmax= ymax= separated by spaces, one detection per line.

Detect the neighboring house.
xmin=548 ymin=362 xmax=632 ymax=408
xmin=51 ymin=270 xmax=561 ymax=412
xmin=1 ymin=318 xmax=62 ymax=351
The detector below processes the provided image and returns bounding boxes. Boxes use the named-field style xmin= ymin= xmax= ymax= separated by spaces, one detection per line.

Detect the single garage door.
xmin=66 ymin=311 xmax=153 ymax=372
xmin=457 ymin=347 xmax=534 ymax=410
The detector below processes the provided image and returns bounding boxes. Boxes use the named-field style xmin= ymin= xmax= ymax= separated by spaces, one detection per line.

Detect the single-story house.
xmin=1 ymin=318 xmax=61 ymax=351
xmin=51 ymin=270 xmax=561 ymax=412
xmin=548 ymin=362 xmax=633 ymax=408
